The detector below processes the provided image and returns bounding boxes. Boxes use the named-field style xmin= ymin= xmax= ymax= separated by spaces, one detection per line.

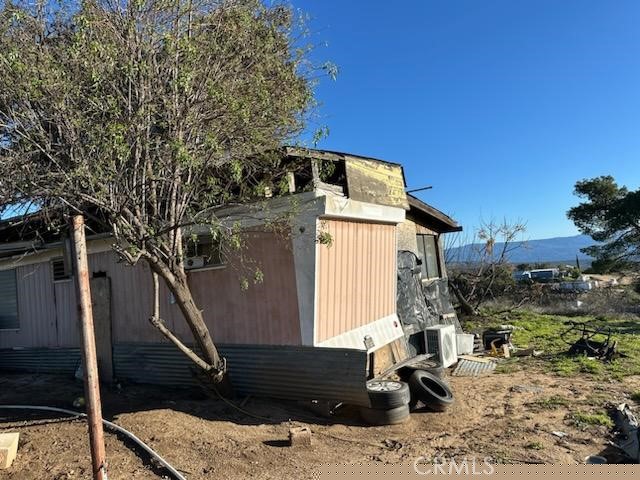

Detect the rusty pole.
xmin=70 ymin=215 xmax=108 ymax=480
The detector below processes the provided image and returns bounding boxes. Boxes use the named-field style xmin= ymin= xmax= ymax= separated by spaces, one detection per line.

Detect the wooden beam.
xmin=70 ymin=215 xmax=107 ymax=480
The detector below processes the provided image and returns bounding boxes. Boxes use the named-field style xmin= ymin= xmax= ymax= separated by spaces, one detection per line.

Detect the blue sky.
xmin=296 ymin=0 xmax=640 ymax=240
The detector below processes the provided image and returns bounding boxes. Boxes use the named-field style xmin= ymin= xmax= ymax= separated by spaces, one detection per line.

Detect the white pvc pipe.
xmin=0 ymin=405 xmax=187 ymax=480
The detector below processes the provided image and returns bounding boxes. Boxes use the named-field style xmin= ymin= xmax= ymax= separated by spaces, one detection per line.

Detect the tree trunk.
xmin=169 ymin=275 xmax=224 ymax=370
xmin=449 ymin=279 xmax=478 ymax=317
xmin=146 ymin=259 xmax=225 ymax=377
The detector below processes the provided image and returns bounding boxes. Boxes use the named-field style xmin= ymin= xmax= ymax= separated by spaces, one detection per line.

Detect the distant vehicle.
xmin=512 ymin=270 xmax=532 ymax=281
xmin=513 ymin=268 xmax=560 ymax=283
xmin=529 ymin=268 xmax=560 ymax=282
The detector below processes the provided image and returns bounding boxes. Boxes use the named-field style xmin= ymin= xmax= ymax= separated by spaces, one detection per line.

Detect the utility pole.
xmin=70 ymin=215 xmax=108 ymax=480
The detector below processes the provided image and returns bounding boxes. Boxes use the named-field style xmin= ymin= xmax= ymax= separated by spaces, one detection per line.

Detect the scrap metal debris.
xmin=613 ymin=403 xmax=640 ymax=463
xmin=452 ymin=356 xmax=497 ymax=377
xmin=561 ymin=320 xmax=618 ymax=361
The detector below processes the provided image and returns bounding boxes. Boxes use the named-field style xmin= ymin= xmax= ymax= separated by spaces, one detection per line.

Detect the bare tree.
xmin=446 ymin=219 xmax=527 ymax=315
xmin=0 ymin=0 xmax=329 ymax=381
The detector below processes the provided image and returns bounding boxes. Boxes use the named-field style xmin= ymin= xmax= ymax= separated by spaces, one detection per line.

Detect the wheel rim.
xmin=368 ymin=380 xmax=402 ymax=392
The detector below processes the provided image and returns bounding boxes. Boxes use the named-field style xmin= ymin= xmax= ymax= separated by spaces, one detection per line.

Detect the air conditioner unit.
xmin=184 ymin=256 xmax=206 ymax=270
xmin=425 ymin=324 xmax=458 ymax=368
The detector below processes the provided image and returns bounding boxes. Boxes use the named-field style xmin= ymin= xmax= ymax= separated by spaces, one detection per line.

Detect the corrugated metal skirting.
xmin=114 ymin=343 xmax=371 ymax=406
xmin=0 ymin=347 xmax=81 ymax=374
xmin=0 ymin=344 xmax=370 ymax=406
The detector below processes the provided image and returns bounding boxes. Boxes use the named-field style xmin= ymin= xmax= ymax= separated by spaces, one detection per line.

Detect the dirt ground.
xmin=1 ymin=369 xmax=639 ymax=479
xmin=587 ymin=273 xmax=638 ymax=286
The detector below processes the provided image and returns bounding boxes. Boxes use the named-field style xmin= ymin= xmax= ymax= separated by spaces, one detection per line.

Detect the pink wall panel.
xmin=316 ymin=219 xmax=397 ymax=343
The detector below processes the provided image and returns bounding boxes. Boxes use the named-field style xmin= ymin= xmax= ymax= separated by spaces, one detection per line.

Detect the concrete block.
xmin=0 ymin=432 xmax=19 ymax=469
xmin=288 ymin=427 xmax=312 ymax=447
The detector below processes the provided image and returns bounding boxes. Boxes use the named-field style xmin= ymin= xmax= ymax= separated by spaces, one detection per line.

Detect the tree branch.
xmin=148 ymin=271 xmax=213 ymax=372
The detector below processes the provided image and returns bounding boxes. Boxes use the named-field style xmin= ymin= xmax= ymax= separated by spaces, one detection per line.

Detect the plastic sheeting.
xmin=424 ymin=278 xmax=462 ymax=332
xmin=397 ymin=251 xmax=435 ymax=334
xmin=396 ymin=251 xmax=462 ymax=336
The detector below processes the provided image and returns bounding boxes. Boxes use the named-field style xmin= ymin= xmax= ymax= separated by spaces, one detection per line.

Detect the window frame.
xmin=184 ymin=235 xmax=226 ymax=272
xmin=0 ymin=268 xmax=20 ymax=331
xmin=416 ymin=233 xmax=441 ymax=280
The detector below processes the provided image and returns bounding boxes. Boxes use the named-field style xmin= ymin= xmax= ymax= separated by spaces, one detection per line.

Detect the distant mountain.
xmin=447 ymin=234 xmax=597 ymax=265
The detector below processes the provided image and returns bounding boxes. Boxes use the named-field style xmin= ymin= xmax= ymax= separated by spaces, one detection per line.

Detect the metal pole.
xmin=70 ymin=215 xmax=107 ymax=480
xmin=405 ymin=185 xmax=433 ymax=194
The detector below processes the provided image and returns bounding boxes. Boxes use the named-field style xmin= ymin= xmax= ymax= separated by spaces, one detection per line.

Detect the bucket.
xmin=456 ymin=334 xmax=475 ymax=355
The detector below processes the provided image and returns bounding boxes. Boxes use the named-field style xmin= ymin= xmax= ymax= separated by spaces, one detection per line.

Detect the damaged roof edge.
xmin=407 ymin=194 xmax=462 ymax=233
xmin=284 ymin=146 xmax=403 ymax=168
xmin=284 ymin=146 xmax=409 ymax=205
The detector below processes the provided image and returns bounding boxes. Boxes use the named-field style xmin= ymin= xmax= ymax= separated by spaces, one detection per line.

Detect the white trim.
xmin=315 ymin=314 xmax=404 ymax=353
xmin=323 ymin=194 xmax=406 ymax=224
xmin=312 ymin=217 xmax=320 ymax=346
xmin=393 ymin=227 xmax=398 ymax=306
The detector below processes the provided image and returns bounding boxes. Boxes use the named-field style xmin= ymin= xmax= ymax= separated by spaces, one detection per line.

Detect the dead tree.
xmin=446 ymin=219 xmax=527 ymax=315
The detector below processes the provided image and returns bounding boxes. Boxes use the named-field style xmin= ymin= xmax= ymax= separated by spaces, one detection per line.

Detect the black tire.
xmin=366 ymin=379 xmax=411 ymax=409
xmin=359 ymin=404 xmax=410 ymax=426
xmin=408 ymin=370 xmax=454 ymax=412
xmin=399 ymin=364 xmax=445 ymax=380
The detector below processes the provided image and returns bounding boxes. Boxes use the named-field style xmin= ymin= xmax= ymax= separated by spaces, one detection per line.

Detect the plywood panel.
xmin=345 ymin=158 xmax=409 ymax=209
xmin=316 ymin=219 xmax=397 ymax=343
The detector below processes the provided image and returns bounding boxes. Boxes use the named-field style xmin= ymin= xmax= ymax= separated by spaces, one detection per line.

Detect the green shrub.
xmin=571 ymin=411 xmax=614 ymax=428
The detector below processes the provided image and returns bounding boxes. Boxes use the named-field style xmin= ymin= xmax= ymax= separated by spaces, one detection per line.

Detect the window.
xmin=416 ymin=234 xmax=440 ymax=280
xmin=52 ymin=257 xmax=72 ymax=282
xmin=184 ymin=236 xmax=224 ymax=270
xmin=0 ymin=269 xmax=19 ymax=330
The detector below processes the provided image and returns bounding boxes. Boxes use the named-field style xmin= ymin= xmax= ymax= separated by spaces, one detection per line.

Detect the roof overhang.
xmin=407 ymin=194 xmax=462 ymax=233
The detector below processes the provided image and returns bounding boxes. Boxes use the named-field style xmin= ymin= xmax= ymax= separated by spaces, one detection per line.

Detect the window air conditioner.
xmin=184 ymin=256 xmax=206 ymax=270
xmin=425 ymin=324 xmax=458 ymax=368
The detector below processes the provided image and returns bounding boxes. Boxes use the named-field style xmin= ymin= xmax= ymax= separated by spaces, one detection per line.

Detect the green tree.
xmin=0 ymin=0 xmax=326 ymax=380
xmin=567 ymin=176 xmax=640 ymax=271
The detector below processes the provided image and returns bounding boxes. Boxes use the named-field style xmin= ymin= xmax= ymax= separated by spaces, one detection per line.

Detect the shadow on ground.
xmin=0 ymin=372 xmax=363 ymax=428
